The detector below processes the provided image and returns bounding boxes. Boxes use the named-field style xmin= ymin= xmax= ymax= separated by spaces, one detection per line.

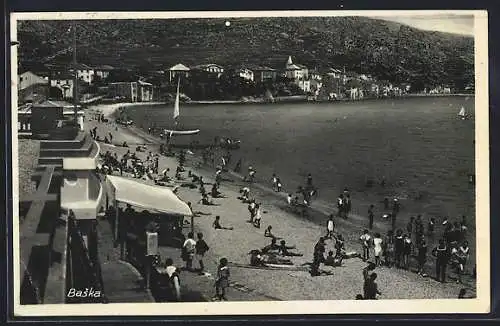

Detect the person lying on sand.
xmin=238 ymin=187 xmax=251 ymax=202
xmin=278 ymin=240 xmax=303 ymax=257
xmin=199 ymin=194 xmax=220 ymax=206
xmin=261 ymin=238 xmax=280 ymax=254
xmin=213 ymin=216 xmax=233 ymax=230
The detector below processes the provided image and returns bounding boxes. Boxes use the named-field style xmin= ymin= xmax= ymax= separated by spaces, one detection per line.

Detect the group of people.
xmin=357 ymin=210 xmax=472 ymax=283
xmin=97 ymin=149 xmax=161 ymax=181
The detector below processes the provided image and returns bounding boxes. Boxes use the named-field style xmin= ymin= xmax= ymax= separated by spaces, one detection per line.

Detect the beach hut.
xmin=105 ymin=175 xmax=193 ymax=256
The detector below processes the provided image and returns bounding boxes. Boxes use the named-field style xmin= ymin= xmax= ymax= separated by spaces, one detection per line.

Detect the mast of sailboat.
xmin=173 ymin=77 xmax=180 ymax=128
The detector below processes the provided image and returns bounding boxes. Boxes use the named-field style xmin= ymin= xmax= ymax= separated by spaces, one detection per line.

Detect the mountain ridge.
xmin=17 ymin=16 xmax=474 ymax=91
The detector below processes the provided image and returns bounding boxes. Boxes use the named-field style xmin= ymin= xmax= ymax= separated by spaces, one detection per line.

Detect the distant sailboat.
xmin=163 ymin=78 xmax=200 ymax=136
xmin=458 ymin=106 xmax=467 ymax=120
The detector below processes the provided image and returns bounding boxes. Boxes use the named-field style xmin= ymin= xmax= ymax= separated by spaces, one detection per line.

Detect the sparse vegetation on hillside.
xmin=18 ymin=16 xmax=474 ymax=91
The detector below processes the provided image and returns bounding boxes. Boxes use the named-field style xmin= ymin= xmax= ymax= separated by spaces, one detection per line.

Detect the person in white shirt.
xmin=373 ymin=233 xmax=383 ymax=266
xmin=254 ymin=204 xmax=262 ymax=228
xmin=287 ymin=193 xmax=293 ymax=206
xmin=359 ymin=230 xmax=372 ymax=261
xmin=182 ymin=232 xmax=196 ymax=271
xmin=326 ymin=215 xmax=335 ymax=238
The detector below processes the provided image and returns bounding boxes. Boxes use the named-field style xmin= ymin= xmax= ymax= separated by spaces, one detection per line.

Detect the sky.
xmin=374 ymin=14 xmax=475 ymax=36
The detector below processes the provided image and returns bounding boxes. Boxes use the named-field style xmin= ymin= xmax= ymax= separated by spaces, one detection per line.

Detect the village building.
xmin=296 ymin=79 xmax=311 ymax=93
xmin=168 ymin=63 xmax=190 ymax=83
xmin=18 ymin=71 xmax=49 ymax=104
xmin=191 ymin=63 xmax=224 ymax=79
xmin=109 ymin=80 xmax=154 ymax=102
xmin=49 ymin=71 xmax=76 ymax=100
xmin=253 ymin=66 xmax=278 ymax=83
xmin=237 ymin=68 xmax=254 ymax=82
xmin=326 ymin=68 xmax=344 ymax=80
xmin=93 ymin=65 xmax=115 ymax=81
xmin=284 ymin=56 xmax=308 ymax=80
xmin=71 ymin=63 xmax=96 ymax=85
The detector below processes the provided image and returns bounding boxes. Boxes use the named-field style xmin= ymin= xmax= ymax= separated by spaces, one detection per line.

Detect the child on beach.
xmin=248 ymin=200 xmax=257 ymax=223
xmin=214 ymin=258 xmax=230 ymax=301
xmin=264 ymin=225 xmax=280 ymax=239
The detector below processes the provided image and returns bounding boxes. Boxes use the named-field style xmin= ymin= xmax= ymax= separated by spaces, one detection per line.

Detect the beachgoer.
xmin=254 ymin=204 xmax=262 ymax=228
xmin=262 ymin=238 xmax=280 ymax=254
xmin=182 ymin=232 xmax=196 ymax=271
xmin=392 ymin=198 xmax=400 ymax=217
xmin=248 ymin=200 xmax=257 ymax=223
xmin=234 ymin=158 xmax=242 ymax=172
xmin=195 ymin=232 xmax=210 ymax=275
xmin=394 ymin=230 xmax=404 ymax=268
xmin=417 ymin=238 xmax=428 ymax=276
xmin=326 ymin=215 xmax=335 ymax=238
xmin=276 ymin=177 xmax=282 ymax=192
xmin=337 ymin=194 xmax=345 ymax=218
xmin=368 ymin=204 xmax=375 ymax=230
xmin=360 ymin=230 xmax=372 ymax=261
xmin=334 ymin=234 xmax=346 ymax=257
xmin=264 ymin=225 xmax=278 ymax=239
xmin=345 ymin=194 xmax=352 ymax=217
xmin=307 ymin=173 xmax=313 ymax=186
xmin=311 ymin=237 xmax=326 ymax=275
xmin=213 ymin=258 xmax=230 ymax=301
xmin=271 ymin=173 xmax=278 ymax=191
xmin=364 ymin=273 xmax=381 ymax=300
xmin=278 ymin=240 xmax=302 ymax=257
xmin=384 ymin=230 xmax=395 ymax=267
xmin=406 ymin=216 xmax=415 ymax=236
xmin=428 ymin=217 xmax=436 ymax=236
xmin=373 ymin=233 xmax=383 ymax=267
xmin=363 ymin=263 xmax=379 ymax=299
xmin=433 ymin=239 xmax=450 ymax=283
xmin=287 ymin=193 xmax=293 ymax=206
xmin=213 ymin=215 xmax=233 ymax=230
xmin=402 ymin=234 xmax=412 ymax=270
xmin=249 ymin=250 xmax=266 ymax=266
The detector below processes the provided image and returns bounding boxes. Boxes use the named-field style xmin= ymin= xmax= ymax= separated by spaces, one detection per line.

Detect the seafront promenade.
xmin=82 ymin=103 xmax=473 ymax=301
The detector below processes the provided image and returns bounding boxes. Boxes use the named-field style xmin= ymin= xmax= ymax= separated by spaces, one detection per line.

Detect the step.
xmin=38 ymin=157 xmax=63 ymax=166
xmin=40 ymin=132 xmax=87 ymax=150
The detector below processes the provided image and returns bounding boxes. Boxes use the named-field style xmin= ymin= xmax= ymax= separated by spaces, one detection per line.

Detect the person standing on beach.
xmin=345 ymin=194 xmax=352 ymax=218
xmin=394 ymin=229 xmax=404 ymax=268
xmin=373 ymin=233 xmax=383 ymax=267
xmin=195 ymin=232 xmax=210 ymax=275
xmin=253 ymin=204 xmax=262 ymax=228
xmin=384 ymin=230 xmax=395 ymax=267
xmin=276 ymin=177 xmax=283 ymax=192
xmin=307 ymin=173 xmax=313 ymax=186
xmin=417 ymin=237 xmax=428 ymax=276
xmin=213 ymin=258 xmax=230 ymax=301
xmin=248 ymin=200 xmax=257 ymax=223
xmin=392 ymin=198 xmax=400 ymax=218
xmin=271 ymin=174 xmax=278 ymax=192
xmin=234 ymin=158 xmax=242 ymax=172
xmin=182 ymin=232 xmax=196 ymax=272
xmin=337 ymin=194 xmax=345 ymax=218
xmin=326 ymin=215 xmax=335 ymax=239
xmin=433 ymin=239 xmax=450 ymax=283
xmin=360 ymin=230 xmax=372 ymax=262
xmin=368 ymin=205 xmax=375 ymax=230
xmin=402 ymin=234 xmax=412 ymax=270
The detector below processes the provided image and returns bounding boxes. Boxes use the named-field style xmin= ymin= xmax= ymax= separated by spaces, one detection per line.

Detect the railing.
xmin=66 ymin=213 xmax=106 ymax=303
xmin=19 ymin=165 xmax=62 ymax=304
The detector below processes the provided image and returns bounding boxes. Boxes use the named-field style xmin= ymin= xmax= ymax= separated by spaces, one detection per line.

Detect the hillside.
xmin=17 ymin=16 xmax=474 ymax=91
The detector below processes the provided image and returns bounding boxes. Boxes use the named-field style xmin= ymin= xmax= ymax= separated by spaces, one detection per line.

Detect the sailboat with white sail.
xmin=458 ymin=106 xmax=467 ymax=120
xmin=163 ymin=78 xmax=200 ymax=136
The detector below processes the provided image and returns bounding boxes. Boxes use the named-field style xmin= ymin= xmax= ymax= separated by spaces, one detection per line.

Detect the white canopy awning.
xmin=106 ymin=175 xmax=192 ymax=216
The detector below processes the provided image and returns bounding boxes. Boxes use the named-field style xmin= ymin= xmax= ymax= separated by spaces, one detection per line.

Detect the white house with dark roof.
xmin=191 ymin=63 xmax=224 ymax=78
xmin=284 ymin=56 xmax=308 ymax=80
xmin=168 ymin=63 xmax=190 ymax=82
xmin=93 ymin=65 xmax=114 ymax=80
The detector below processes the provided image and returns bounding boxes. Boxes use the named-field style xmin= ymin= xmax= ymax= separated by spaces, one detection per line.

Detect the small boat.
xmin=458 ymin=106 xmax=467 ymax=120
xmin=163 ymin=78 xmax=200 ymax=136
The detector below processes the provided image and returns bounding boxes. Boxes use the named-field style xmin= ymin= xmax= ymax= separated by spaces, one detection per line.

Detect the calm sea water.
xmin=125 ymin=96 xmax=475 ymax=222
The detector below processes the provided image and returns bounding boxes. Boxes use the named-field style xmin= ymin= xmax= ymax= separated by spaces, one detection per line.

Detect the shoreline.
xmin=90 ymin=93 xmax=474 ymax=109
xmin=88 ymin=102 xmax=476 ymax=298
